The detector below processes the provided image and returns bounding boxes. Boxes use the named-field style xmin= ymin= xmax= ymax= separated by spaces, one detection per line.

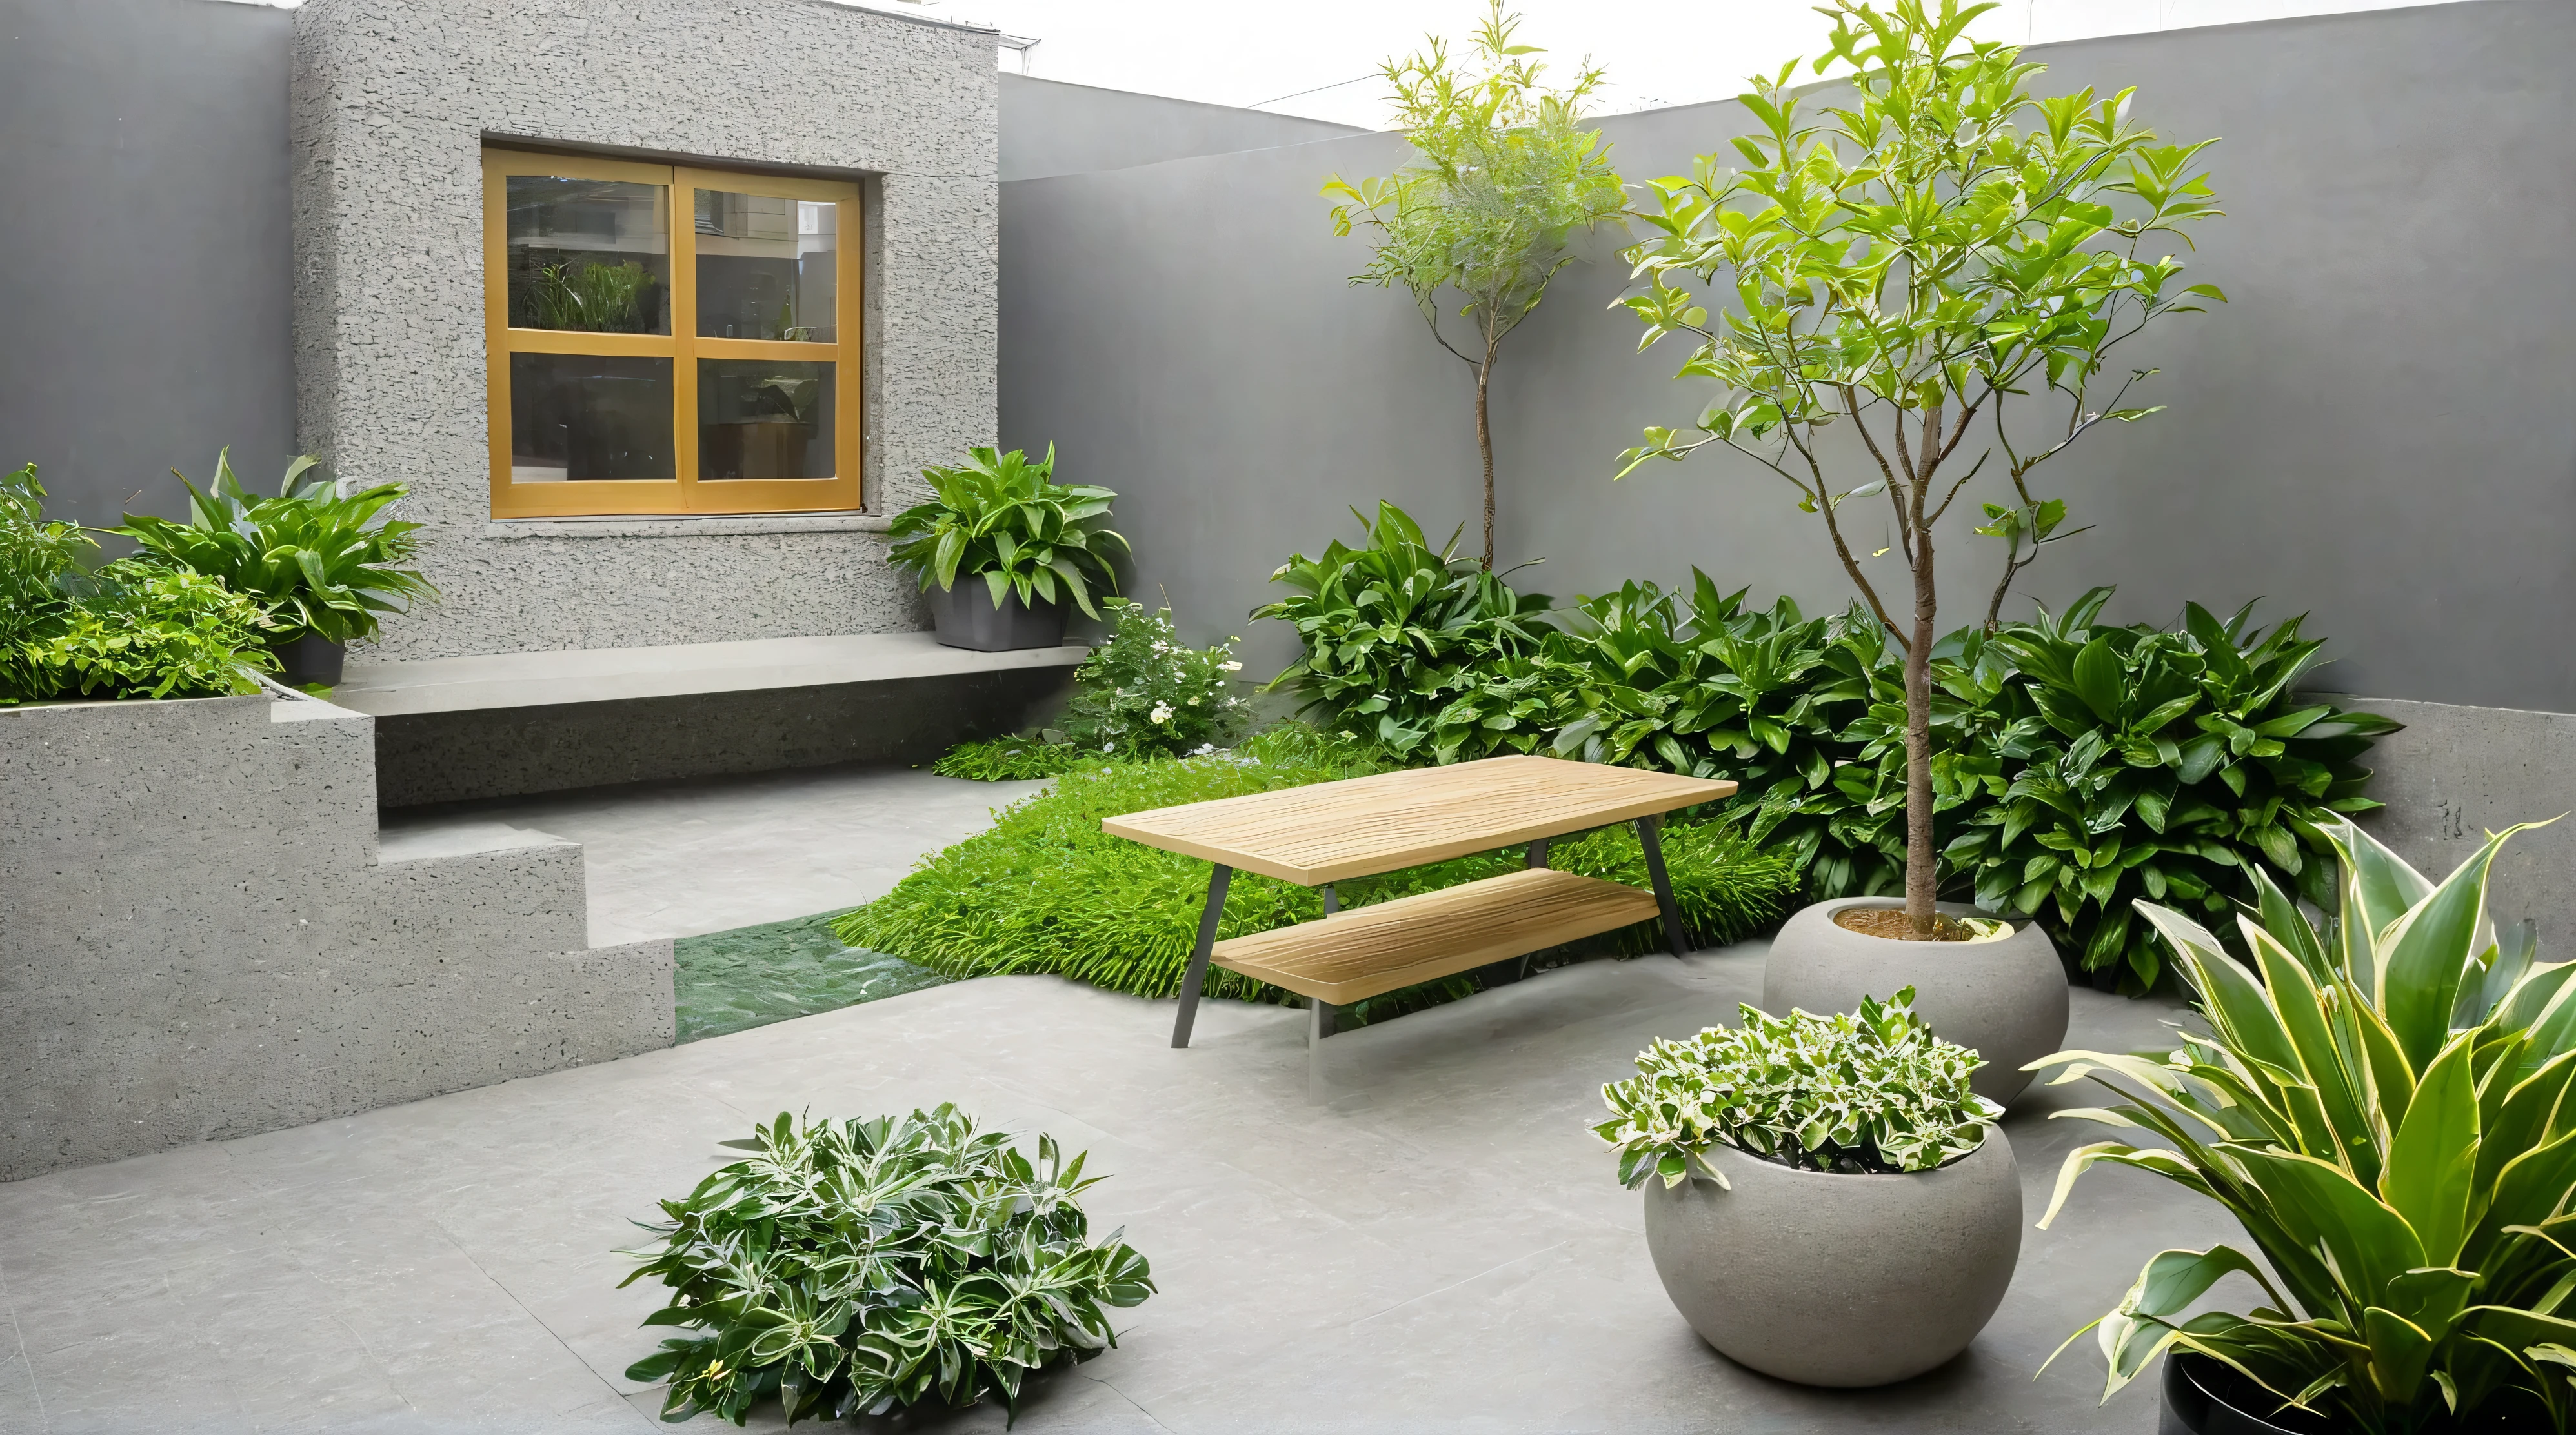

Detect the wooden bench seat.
xmin=1211 ymin=867 xmax=1662 ymax=1006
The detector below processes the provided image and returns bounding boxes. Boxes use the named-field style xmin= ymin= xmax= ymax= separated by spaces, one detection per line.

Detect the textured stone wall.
xmin=290 ymin=0 xmax=998 ymax=660
xmin=0 ymin=695 xmax=672 ymax=1181
xmin=2341 ymin=697 xmax=2576 ymax=954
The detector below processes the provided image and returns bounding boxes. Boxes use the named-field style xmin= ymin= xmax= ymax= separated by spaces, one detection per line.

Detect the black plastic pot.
xmin=931 ymin=583 xmax=1067 ymax=652
xmin=270 ymin=635 xmax=347 ymax=688
xmin=2160 ymin=1354 xmax=2330 ymax=1435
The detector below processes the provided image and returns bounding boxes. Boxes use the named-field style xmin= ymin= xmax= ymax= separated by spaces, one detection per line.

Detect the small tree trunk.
xmin=1474 ymin=352 xmax=1496 ymax=570
xmin=1905 ymin=525 xmax=1940 ymax=938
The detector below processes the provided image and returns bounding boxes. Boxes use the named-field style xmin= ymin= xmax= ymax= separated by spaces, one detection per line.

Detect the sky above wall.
xmin=199 ymin=0 xmax=2484 ymax=130
xmin=902 ymin=0 xmax=2476 ymax=127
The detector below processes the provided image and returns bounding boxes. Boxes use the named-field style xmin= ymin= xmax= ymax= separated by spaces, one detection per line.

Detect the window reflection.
xmin=694 ymin=191 xmax=836 ymax=342
xmin=698 ymin=359 xmax=834 ymax=479
xmin=506 ymin=176 xmax=670 ymax=334
xmin=509 ymin=354 xmax=676 ymax=481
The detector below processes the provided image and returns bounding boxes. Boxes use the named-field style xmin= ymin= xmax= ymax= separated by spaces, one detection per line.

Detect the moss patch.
xmin=673 ymin=909 xmax=951 ymax=1043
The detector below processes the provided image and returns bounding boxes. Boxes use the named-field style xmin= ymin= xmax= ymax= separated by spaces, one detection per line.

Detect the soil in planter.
xmin=674 ymin=908 xmax=952 ymax=1043
xmin=1833 ymin=907 xmax=1981 ymax=941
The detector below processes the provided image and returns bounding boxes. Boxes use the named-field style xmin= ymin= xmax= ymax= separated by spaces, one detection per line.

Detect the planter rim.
xmin=1806 ymin=894 xmax=2022 ymax=936
xmin=1685 ymin=1126 xmax=1999 ymax=1183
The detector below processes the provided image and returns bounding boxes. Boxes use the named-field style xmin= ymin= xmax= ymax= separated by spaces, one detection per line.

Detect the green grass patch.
xmin=931 ymin=735 xmax=1091 ymax=781
xmin=838 ymin=725 xmax=1802 ymax=1027
xmin=674 ymin=909 xmax=952 ymax=1043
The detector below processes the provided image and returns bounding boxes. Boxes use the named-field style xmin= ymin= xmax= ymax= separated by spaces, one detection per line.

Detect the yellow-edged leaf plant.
xmin=1616 ymin=0 xmax=2223 ymax=938
xmin=2036 ymin=816 xmax=2576 ymax=1431
xmin=1323 ymin=1 xmax=1626 ymax=569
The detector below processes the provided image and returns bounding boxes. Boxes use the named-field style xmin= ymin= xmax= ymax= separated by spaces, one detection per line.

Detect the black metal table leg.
xmin=1635 ymin=814 xmax=1691 ymax=956
xmin=1527 ymin=838 xmax=1550 ymax=868
xmin=1171 ymin=863 xmax=1233 ymax=1048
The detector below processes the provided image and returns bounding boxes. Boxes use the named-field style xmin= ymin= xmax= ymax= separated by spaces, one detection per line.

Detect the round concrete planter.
xmin=1642 ymin=1131 xmax=2021 ymax=1387
xmin=931 ymin=583 xmax=1067 ymax=652
xmin=1762 ymin=898 xmax=2068 ymax=1106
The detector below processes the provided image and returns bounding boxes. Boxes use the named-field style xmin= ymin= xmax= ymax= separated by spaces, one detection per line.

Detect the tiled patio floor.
xmin=0 ymin=943 xmax=2222 ymax=1433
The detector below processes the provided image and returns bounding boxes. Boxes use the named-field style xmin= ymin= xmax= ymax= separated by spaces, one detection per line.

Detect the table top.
xmin=1102 ymin=754 xmax=1738 ymax=885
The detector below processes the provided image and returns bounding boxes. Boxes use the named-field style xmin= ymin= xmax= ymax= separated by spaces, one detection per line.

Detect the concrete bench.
xmin=334 ymin=632 xmax=1085 ymax=807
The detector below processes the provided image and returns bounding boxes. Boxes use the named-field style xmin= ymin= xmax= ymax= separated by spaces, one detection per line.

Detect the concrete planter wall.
xmin=1642 ymin=1132 xmax=2022 ymax=1387
xmin=1762 ymin=898 xmax=2068 ymax=1106
xmin=0 ymin=693 xmax=671 ymax=1181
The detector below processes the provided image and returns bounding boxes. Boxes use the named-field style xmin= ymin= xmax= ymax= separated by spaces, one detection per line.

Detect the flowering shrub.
xmin=1594 ymin=988 xmax=2000 ymax=1186
xmin=1058 ymin=599 xmax=1252 ymax=758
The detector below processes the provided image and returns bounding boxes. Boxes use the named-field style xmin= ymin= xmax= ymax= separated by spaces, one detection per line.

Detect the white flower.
xmin=1220 ymin=661 xmax=1243 ymax=672
xmin=1149 ymin=703 xmax=1174 ymax=723
xmin=1186 ymin=697 xmax=1199 ymax=705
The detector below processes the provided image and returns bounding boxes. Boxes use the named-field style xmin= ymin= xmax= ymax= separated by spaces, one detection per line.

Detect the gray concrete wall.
xmin=999 ymin=0 xmax=2576 ymax=718
xmin=291 ymin=0 xmax=1001 ymax=661
xmin=0 ymin=694 xmax=671 ymax=1181
xmin=1000 ymin=73 xmax=1366 ymax=181
xmin=2342 ymin=696 xmax=2576 ymax=953
xmin=0 ymin=0 xmax=297 ymax=529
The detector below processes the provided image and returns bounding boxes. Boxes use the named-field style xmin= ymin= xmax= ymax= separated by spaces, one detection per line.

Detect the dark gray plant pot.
xmin=1762 ymin=897 xmax=2069 ymax=1107
xmin=930 ymin=583 xmax=1067 ymax=652
xmin=2160 ymin=1352 xmax=2333 ymax=1434
xmin=270 ymin=635 xmax=346 ymax=688
xmin=1642 ymin=1132 xmax=2021 ymax=1387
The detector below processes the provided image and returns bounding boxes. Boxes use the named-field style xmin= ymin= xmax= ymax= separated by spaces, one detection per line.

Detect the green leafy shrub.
xmin=840 ymin=725 xmax=1800 ymax=1024
xmin=932 ymin=735 xmax=1092 ymax=781
xmin=116 ymin=449 xmax=437 ymax=645
xmin=1 ymin=461 xmax=273 ymax=703
xmin=1254 ymin=501 xmax=1556 ymax=760
xmin=1595 ymin=988 xmax=2000 ymax=1187
xmin=2036 ymin=819 xmax=2575 ymax=1430
xmin=1949 ymin=590 xmax=2400 ymax=987
xmin=523 ymin=259 xmax=656 ymax=332
xmin=885 ymin=445 xmax=1127 ymax=619
xmin=622 ymin=1107 xmax=1152 ymax=1426
xmin=1057 ymin=599 xmax=1252 ymax=757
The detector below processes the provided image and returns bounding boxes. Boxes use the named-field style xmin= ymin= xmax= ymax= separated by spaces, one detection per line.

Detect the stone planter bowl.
xmin=931 ymin=583 xmax=1067 ymax=652
xmin=1762 ymin=897 xmax=2068 ymax=1106
xmin=1642 ymin=1130 xmax=2022 ymax=1387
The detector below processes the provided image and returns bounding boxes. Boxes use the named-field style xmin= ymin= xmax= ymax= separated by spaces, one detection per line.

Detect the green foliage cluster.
xmin=2039 ymin=819 xmax=2576 ymax=1432
xmin=931 ymin=601 xmax=1254 ymax=779
xmin=1257 ymin=504 xmax=2395 ymax=990
xmin=523 ymin=259 xmax=657 ymax=332
xmin=1596 ymin=987 xmax=2000 ymax=1185
xmin=116 ymin=449 xmax=438 ymax=645
xmin=931 ymin=735 xmax=1092 ymax=783
xmin=887 ymin=445 xmax=1127 ymax=619
xmin=844 ymin=725 xmax=1800 ymax=1025
xmin=623 ymin=1107 xmax=1152 ymax=1426
xmin=1 ymin=461 xmax=274 ymax=703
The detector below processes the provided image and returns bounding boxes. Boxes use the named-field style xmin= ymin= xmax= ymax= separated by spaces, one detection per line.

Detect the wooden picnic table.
xmin=1103 ymin=754 xmax=1738 ymax=1052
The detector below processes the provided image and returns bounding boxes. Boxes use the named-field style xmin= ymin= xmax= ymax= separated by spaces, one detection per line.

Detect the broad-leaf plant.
xmin=116 ymin=448 xmax=438 ymax=646
xmin=885 ymin=445 xmax=1127 ymax=619
xmin=1616 ymin=0 xmax=2224 ymax=937
xmin=1323 ymin=0 xmax=1626 ymax=568
xmin=2036 ymin=818 xmax=2576 ymax=1431
xmin=623 ymin=1107 xmax=1154 ymax=1426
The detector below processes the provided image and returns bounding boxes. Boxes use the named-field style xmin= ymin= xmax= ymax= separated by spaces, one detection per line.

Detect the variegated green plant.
xmin=1596 ymin=988 xmax=2002 ymax=1187
xmin=2035 ymin=817 xmax=2576 ymax=1432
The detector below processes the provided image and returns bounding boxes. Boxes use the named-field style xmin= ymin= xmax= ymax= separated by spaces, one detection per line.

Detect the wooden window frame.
xmin=482 ymin=148 xmax=865 ymax=518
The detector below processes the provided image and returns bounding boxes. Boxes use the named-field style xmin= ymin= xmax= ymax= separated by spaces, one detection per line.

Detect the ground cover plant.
xmin=1616 ymin=0 xmax=2225 ymax=939
xmin=1 ymin=461 xmax=274 ymax=703
xmin=1322 ymin=0 xmax=1626 ymax=567
xmin=845 ymin=724 xmax=1800 ymax=1025
xmin=1596 ymin=987 xmax=2000 ymax=1186
xmin=623 ymin=1107 xmax=1152 ymax=1425
xmin=116 ymin=448 xmax=436 ymax=646
xmin=2036 ymin=819 xmax=2576 ymax=1432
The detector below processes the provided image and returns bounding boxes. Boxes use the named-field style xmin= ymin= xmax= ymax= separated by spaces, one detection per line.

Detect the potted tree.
xmin=885 ymin=445 xmax=1127 ymax=652
xmin=1595 ymin=989 xmax=2017 ymax=1386
xmin=1616 ymin=0 xmax=2225 ymax=1078
xmin=2035 ymin=818 xmax=2576 ymax=1434
xmin=116 ymin=449 xmax=437 ymax=687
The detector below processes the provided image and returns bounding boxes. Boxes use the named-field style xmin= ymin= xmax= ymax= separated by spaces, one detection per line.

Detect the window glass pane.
xmin=698 ymin=359 xmax=834 ymax=480
xmin=508 ymin=354 xmax=676 ymax=482
xmin=505 ymin=176 xmax=670 ymax=334
xmin=694 ymin=191 xmax=837 ymax=342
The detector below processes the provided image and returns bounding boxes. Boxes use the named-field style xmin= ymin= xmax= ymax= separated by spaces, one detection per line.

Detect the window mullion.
xmin=670 ymin=179 xmax=701 ymax=507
